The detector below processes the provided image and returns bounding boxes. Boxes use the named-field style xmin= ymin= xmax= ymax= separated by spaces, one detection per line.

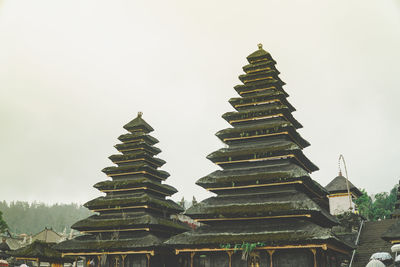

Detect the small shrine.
xmin=325 ymin=172 xmax=362 ymax=215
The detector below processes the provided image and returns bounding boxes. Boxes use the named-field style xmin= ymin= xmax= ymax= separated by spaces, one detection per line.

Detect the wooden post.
xmin=267 ymin=250 xmax=275 ymax=267
xmin=190 ymin=252 xmax=195 ymax=267
xmin=226 ymin=251 xmax=233 ymax=267
xmin=145 ymin=254 xmax=150 ymax=267
xmin=121 ymin=255 xmax=126 ymax=267
xmin=310 ymin=248 xmax=317 ymax=267
xmin=96 ymin=256 xmax=101 ymax=267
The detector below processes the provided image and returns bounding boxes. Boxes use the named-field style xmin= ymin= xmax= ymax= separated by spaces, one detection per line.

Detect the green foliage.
xmin=220 ymin=242 xmax=266 ymax=253
xmin=355 ymin=186 xmax=397 ymax=221
xmin=0 ymin=210 xmax=8 ymax=233
xmin=0 ymin=201 xmax=92 ymax=234
xmin=355 ymin=189 xmax=373 ymax=219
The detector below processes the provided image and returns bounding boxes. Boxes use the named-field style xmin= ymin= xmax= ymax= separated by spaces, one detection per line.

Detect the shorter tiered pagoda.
xmin=56 ymin=113 xmax=189 ymax=267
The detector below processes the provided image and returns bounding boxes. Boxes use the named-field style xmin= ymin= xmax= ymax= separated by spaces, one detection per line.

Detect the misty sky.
xmin=0 ymin=0 xmax=399 ymax=205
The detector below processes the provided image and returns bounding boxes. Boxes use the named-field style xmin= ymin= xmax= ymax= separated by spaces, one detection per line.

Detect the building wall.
xmin=329 ymin=194 xmax=355 ymax=215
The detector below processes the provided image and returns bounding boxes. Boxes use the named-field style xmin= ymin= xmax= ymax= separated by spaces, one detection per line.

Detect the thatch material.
xmin=10 ymin=241 xmax=73 ymax=263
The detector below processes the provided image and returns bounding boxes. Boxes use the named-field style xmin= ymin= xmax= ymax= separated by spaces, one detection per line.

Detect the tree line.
xmin=0 ymin=186 xmax=397 ymax=236
xmin=355 ymin=185 xmax=398 ymax=221
xmin=0 ymin=201 xmax=92 ymax=235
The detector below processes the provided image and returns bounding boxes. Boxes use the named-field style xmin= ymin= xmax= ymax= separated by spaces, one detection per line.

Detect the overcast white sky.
xmin=0 ymin=0 xmax=399 ymax=205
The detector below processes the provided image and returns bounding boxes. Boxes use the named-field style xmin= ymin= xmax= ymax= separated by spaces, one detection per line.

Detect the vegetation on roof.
xmin=117 ymin=133 xmax=159 ymax=145
xmin=56 ymin=233 xmax=163 ymax=251
xmin=84 ymin=193 xmax=183 ymax=213
xmin=72 ymin=214 xmax=189 ymax=232
xmin=10 ymin=240 xmax=73 ymax=263
xmin=94 ymin=178 xmax=177 ymax=194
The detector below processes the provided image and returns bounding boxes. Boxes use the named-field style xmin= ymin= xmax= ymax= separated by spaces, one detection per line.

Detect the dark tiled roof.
xmin=382 ymin=219 xmax=400 ymax=242
xmin=10 ymin=240 xmax=73 ymax=263
xmin=352 ymin=219 xmax=396 ymax=267
xmin=166 ymin=219 xmax=352 ymax=250
xmin=123 ymin=113 xmax=154 ymax=133
xmin=55 ymin=233 xmax=162 ymax=252
xmin=325 ymin=175 xmax=362 ymax=197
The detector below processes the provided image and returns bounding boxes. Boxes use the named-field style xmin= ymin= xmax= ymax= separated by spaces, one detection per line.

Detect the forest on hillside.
xmin=0 ymin=201 xmax=92 ymax=235
xmin=0 ymin=185 xmax=397 ymax=235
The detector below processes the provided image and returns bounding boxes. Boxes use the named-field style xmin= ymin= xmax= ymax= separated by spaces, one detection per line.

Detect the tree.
xmin=371 ymin=185 xmax=397 ymax=220
xmin=355 ymin=189 xmax=373 ymax=220
xmin=0 ymin=210 xmax=8 ymax=233
xmin=355 ymin=185 xmax=397 ymax=221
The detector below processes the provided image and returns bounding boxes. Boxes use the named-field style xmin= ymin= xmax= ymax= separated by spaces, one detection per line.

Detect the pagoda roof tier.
xmin=94 ymin=178 xmax=177 ymax=196
xmin=123 ymin=113 xmax=154 ymax=134
xmin=102 ymin=163 xmax=170 ymax=180
xmin=234 ymin=78 xmax=286 ymax=95
xmin=109 ymin=152 xmax=166 ymax=168
xmin=196 ymin=163 xmax=327 ymax=197
xmin=114 ymin=141 xmax=161 ymax=156
xmin=234 ymin=84 xmax=289 ymax=98
xmin=117 ymin=133 xmax=159 ymax=146
xmin=242 ymin=60 xmax=278 ymax=74
xmin=165 ymin=219 xmax=353 ymax=251
xmin=72 ymin=213 xmax=189 ymax=234
xmin=238 ymin=69 xmax=284 ymax=86
xmin=54 ymin=232 xmax=163 ymax=253
xmin=215 ymin=120 xmax=309 ymax=148
xmin=207 ymin=139 xmax=318 ymax=173
xmin=228 ymin=90 xmax=295 ymax=112
xmin=246 ymin=46 xmax=273 ymax=63
xmin=184 ymin=189 xmax=337 ymax=227
xmin=84 ymin=193 xmax=183 ymax=214
xmin=222 ymin=105 xmax=302 ymax=128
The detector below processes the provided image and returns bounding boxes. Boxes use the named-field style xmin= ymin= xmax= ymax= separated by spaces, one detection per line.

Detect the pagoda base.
xmin=175 ymin=247 xmax=349 ymax=267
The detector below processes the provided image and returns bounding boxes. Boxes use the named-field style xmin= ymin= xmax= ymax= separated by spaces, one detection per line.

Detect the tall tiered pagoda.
xmin=56 ymin=113 xmax=188 ymax=267
xmin=166 ymin=45 xmax=353 ymax=267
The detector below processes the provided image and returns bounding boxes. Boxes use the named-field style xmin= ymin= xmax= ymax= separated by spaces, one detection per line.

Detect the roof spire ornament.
xmin=138 ymin=111 xmax=143 ymax=117
xmin=257 ymin=43 xmax=263 ymax=49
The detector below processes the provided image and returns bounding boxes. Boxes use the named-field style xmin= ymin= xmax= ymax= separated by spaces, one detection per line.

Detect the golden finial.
xmin=257 ymin=43 xmax=263 ymax=50
xmin=138 ymin=112 xmax=143 ymax=117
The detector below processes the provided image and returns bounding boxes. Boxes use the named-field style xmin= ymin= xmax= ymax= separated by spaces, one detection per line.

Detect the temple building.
xmin=325 ymin=172 xmax=362 ymax=215
xmin=166 ymin=45 xmax=353 ymax=267
xmin=55 ymin=113 xmax=188 ymax=267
